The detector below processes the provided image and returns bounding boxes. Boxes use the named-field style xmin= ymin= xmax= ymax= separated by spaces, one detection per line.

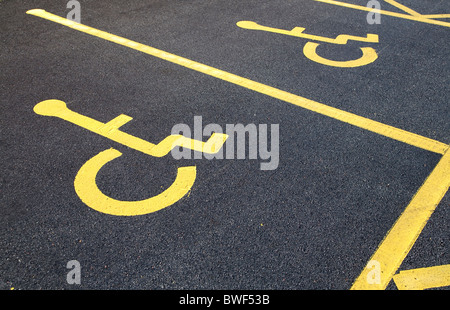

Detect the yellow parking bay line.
xmin=351 ymin=147 xmax=450 ymax=290
xmin=27 ymin=9 xmax=449 ymax=155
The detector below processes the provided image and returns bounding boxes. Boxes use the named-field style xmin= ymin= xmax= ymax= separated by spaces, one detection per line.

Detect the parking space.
xmin=1 ymin=0 xmax=448 ymax=291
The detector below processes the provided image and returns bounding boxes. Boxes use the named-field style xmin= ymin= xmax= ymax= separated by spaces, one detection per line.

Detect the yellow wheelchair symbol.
xmin=237 ymin=21 xmax=379 ymax=67
xmin=34 ymin=99 xmax=228 ymax=216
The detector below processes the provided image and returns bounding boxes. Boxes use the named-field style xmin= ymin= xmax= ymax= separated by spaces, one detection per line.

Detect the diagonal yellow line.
xmin=314 ymin=0 xmax=450 ymax=28
xmin=26 ymin=9 xmax=448 ymax=155
xmin=351 ymin=147 xmax=450 ymax=290
xmin=393 ymin=265 xmax=450 ymax=290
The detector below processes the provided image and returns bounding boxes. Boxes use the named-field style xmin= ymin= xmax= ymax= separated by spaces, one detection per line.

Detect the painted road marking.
xmin=26 ymin=9 xmax=448 ymax=155
xmin=27 ymin=8 xmax=449 ymax=288
xmin=236 ymin=20 xmax=379 ymax=45
xmin=237 ymin=21 xmax=379 ymax=67
xmin=34 ymin=99 xmax=228 ymax=157
xmin=314 ymin=0 xmax=450 ymax=28
xmin=393 ymin=265 xmax=450 ymax=290
xmin=74 ymin=148 xmax=197 ymax=216
xmin=351 ymin=147 xmax=450 ymax=290
xmin=384 ymin=0 xmax=421 ymax=17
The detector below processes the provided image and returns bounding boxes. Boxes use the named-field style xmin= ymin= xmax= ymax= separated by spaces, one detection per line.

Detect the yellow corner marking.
xmin=34 ymin=99 xmax=228 ymax=157
xmin=314 ymin=0 xmax=450 ymax=28
xmin=351 ymin=147 xmax=450 ymax=290
xmin=27 ymin=10 xmax=449 ymax=155
xmin=236 ymin=20 xmax=379 ymax=45
xmin=303 ymin=42 xmax=378 ymax=67
xmin=393 ymin=265 xmax=450 ymax=290
xmin=74 ymin=148 xmax=197 ymax=216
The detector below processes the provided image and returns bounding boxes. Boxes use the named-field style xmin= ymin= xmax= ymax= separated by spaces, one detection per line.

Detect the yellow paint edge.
xmin=27 ymin=10 xmax=449 ymax=155
xmin=351 ymin=147 xmax=450 ymax=290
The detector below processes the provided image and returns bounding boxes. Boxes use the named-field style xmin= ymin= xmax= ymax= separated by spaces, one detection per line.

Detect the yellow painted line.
xmin=314 ymin=0 xmax=450 ymax=28
xmin=27 ymin=10 xmax=449 ymax=155
xmin=74 ymin=148 xmax=196 ymax=216
xmin=393 ymin=265 xmax=450 ymax=290
xmin=384 ymin=0 xmax=422 ymax=17
xmin=236 ymin=20 xmax=379 ymax=44
xmin=34 ymin=99 xmax=228 ymax=157
xmin=421 ymin=14 xmax=450 ymax=19
xmin=351 ymin=147 xmax=450 ymax=290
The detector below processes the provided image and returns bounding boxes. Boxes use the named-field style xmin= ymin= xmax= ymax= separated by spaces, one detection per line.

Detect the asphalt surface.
xmin=1 ymin=0 xmax=448 ymax=291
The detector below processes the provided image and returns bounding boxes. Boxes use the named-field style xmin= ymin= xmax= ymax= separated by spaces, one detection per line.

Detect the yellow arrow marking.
xmin=393 ymin=265 xmax=450 ymax=290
